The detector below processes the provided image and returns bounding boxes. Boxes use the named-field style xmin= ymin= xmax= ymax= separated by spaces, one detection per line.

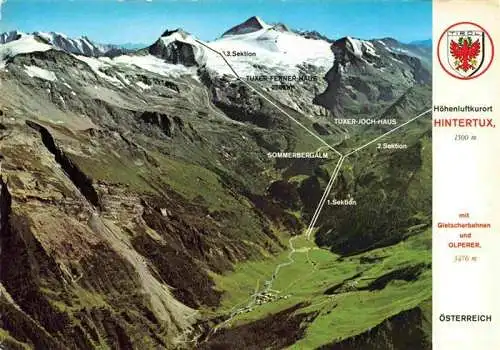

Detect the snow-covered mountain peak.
xmin=222 ymin=16 xmax=271 ymax=37
xmin=204 ymin=22 xmax=334 ymax=79
xmin=161 ymin=28 xmax=190 ymax=38
xmin=149 ymin=28 xmax=206 ymax=67
xmin=0 ymin=30 xmax=27 ymax=44
xmin=33 ymin=31 xmax=106 ymax=57
xmin=0 ymin=30 xmax=111 ymax=57
xmin=159 ymin=28 xmax=197 ymax=46
xmin=271 ymin=23 xmax=291 ymax=33
xmin=333 ymin=36 xmax=378 ymax=60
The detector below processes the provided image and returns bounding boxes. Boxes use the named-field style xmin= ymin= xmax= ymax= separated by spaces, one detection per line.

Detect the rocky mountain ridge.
xmin=0 ymin=30 xmax=134 ymax=58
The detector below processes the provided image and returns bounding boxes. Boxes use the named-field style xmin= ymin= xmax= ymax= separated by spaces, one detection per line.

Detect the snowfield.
xmin=0 ymin=34 xmax=52 ymax=69
xmin=105 ymin=54 xmax=199 ymax=79
xmin=23 ymin=65 xmax=57 ymax=81
xmin=346 ymin=37 xmax=379 ymax=58
xmin=75 ymin=55 xmax=124 ymax=86
xmin=74 ymin=54 xmax=198 ymax=87
xmin=205 ymin=26 xmax=334 ymax=77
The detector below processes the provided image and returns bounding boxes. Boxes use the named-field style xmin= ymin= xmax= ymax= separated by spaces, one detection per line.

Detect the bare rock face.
xmin=210 ymin=79 xmax=279 ymax=128
xmin=0 ymin=30 xmax=24 ymax=44
xmin=314 ymin=37 xmax=431 ymax=118
xmin=148 ymin=29 xmax=205 ymax=66
xmin=222 ymin=16 xmax=268 ymax=36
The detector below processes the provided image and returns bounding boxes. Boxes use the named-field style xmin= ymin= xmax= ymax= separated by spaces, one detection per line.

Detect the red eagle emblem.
xmin=449 ymin=36 xmax=481 ymax=72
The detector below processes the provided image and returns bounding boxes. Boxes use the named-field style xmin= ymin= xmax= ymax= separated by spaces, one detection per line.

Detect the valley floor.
xmin=197 ymin=228 xmax=431 ymax=349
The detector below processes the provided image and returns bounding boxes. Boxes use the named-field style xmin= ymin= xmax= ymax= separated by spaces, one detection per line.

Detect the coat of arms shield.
xmin=447 ymin=30 xmax=485 ymax=78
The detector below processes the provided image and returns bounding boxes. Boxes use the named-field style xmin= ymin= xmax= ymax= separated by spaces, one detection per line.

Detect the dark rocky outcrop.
xmin=267 ymin=180 xmax=301 ymax=210
xmin=312 ymin=122 xmax=331 ymax=135
xmin=222 ymin=16 xmax=268 ymax=36
xmin=211 ymin=82 xmax=280 ymax=128
xmin=297 ymin=176 xmax=323 ymax=214
xmin=0 ymin=176 xmax=11 ymax=238
xmin=246 ymin=192 xmax=304 ymax=234
xmin=136 ymin=111 xmax=185 ymax=138
xmin=148 ymin=29 xmax=202 ymax=66
xmin=0 ymin=31 xmax=24 ymax=44
xmin=296 ymin=30 xmax=333 ymax=42
xmin=312 ymin=39 xmax=346 ymax=117
xmin=0 ymin=297 xmax=66 ymax=349
xmin=26 ymin=121 xmax=102 ymax=209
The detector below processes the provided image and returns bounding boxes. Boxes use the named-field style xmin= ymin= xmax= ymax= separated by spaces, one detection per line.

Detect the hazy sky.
xmin=0 ymin=0 xmax=432 ymax=44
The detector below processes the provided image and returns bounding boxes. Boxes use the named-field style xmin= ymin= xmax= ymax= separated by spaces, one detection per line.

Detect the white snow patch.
xmin=0 ymin=35 xmax=53 ymax=68
xmin=344 ymin=85 xmax=356 ymax=92
xmin=363 ymin=41 xmax=379 ymax=57
xmin=107 ymin=54 xmax=199 ymax=79
xmin=117 ymin=73 xmax=131 ymax=85
xmin=54 ymin=32 xmax=68 ymax=39
xmin=390 ymin=56 xmax=403 ymax=63
xmin=24 ymin=65 xmax=57 ymax=81
xmin=364 ymin=41 xmax=376 ymax=51
xmin=346 ymin=37 xmax=380 ymax=59
xmin=346 ymin=37 xmax=363 ymax=58
xmin=75 ymin=55 xmax=123 ymax=86
xmin=392 ymin=47 xmax=411 ymax=54
xmin=136 ymin=81 xmax=151 ymax=90
xmin=35 ymin=32 xmax=52 ymax=42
